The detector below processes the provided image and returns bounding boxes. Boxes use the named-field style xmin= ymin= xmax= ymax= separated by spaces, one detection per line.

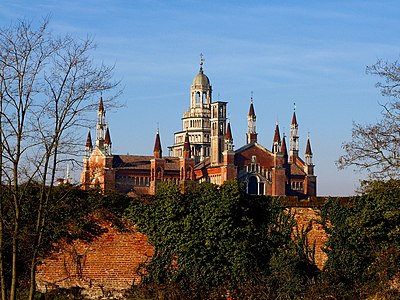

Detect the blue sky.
xmin=1 ymin=0 xmax=399 ymax=195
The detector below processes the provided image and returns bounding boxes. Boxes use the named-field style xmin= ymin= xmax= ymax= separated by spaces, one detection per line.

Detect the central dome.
xmin=192 ymin=68 xmax=210 ymax=87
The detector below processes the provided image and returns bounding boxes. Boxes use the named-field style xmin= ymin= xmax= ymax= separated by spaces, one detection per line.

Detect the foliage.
xmin=320 ymin=180 xmax=400 ymax=298
xmin=127 ymin=180 xmax=318 ymax=299
xmin=0 ymin=184 xmax=131 ymax=295
xmin=337 ymin=59 xmax=400 ymax=179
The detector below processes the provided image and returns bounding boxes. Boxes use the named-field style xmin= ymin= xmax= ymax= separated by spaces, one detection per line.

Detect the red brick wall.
xmin=290 ymin=207 xmax=328 ymax=269
xmin=36 ymin=208 xmax=329 ymax=298
xmin=36 ymin=217 xmax=154 ymax=298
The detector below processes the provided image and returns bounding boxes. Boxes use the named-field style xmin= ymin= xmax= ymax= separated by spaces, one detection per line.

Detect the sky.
xmin=1 ymin=0 xmax=399 ymax=196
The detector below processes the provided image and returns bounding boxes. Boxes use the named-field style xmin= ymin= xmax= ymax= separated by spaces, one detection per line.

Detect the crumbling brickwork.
xmin=36 ymin=217 xmax=154 ymax=299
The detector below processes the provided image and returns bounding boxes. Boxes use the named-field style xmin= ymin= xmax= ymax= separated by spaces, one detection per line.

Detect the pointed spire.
xmin=86 ymin=129 xmax=93 ymax=149
xmin=153 ymin=128 xmax=162 ymax=158
xmin=305 ymin=137 xmax=313 ymax=155
xmin=104 ymin=128 xmax=111 ymax=145
xmin=248 ymin=94 xmax=255 ymax=117
xmin=183 ymin=131 xmax=191 ymax=158
xmin=281 ymin=134 xmax=288 ymax=158
xmin=99 ymin=96 xmax=104 ymax=112
xmin=291 ymin=111 xmax=297 ymax=125
xmin=225 ymin=120 xmax=233 ymax=141
xmin=273 ymin=121 xmax=281 ymax=143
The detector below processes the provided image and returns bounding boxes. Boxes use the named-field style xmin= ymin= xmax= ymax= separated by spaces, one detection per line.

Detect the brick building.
xmin=80 ymin=59 xmax=316 ymax=197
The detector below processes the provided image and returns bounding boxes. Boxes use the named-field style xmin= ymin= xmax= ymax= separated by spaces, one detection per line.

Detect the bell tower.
xmin=210 ymin=101 xmax=227 ymax=166
xmin=171 ymin=54 xmax=213 ymax=163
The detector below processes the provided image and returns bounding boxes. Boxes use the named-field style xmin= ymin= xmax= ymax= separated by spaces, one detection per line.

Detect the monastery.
xmin=80 ymin=59 xmax=316 ymax=197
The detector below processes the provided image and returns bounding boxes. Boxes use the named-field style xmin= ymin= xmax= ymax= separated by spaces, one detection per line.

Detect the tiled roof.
xmin=112 ymin=155 xmax=180 ymax=170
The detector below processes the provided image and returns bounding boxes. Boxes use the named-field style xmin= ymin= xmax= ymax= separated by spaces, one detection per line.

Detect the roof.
xmin=290 ymin=163 xmax=306 ymax=176
xmin=192 ymin=69 xmax=210 ymax=87
xmin=112 ymin=155 xmax=180 ymax=171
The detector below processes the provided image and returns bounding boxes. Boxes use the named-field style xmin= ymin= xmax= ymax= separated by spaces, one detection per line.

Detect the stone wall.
xmin=36 ymin=216 xmax=154 ymax=299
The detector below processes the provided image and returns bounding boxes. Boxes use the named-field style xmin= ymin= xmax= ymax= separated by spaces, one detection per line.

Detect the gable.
xmin=235 ymin=143 xmax=276 ymax=170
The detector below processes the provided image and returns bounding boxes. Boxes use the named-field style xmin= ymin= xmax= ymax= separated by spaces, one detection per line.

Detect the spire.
xmin=247 ymin=93 xmax=257 ymax=144
xmin=248 ymin=92 xmax=255 ymax=117
xmin=281 ymin=134 xmax=288 ymax=159
xmin=290 ymin=104 xmax=299 ymax=161
xmin=96 ymin=96 xmax=107 ymax=148
xmin=291 ymin=111 xmax=297 ymax=125
xmin=273 ymin=121 xmax=281 ymax=153
xmin=99 ymin=96 xmax=104 ymax=112
xmin=305 ymin=137 xmax=313 ymax=155
xmin=225 ymin=120 xmax=234 ymax=152
xmin=104 ymin=128 xmax=111 ymax=145
xmin=225 ymin=120 xmax=232 ymax=141
xmin=273 ymin=121 xmax=281 ymax=144
xmin=153 ymin=128 xmax=162 ymax=158
xmin=291 ymin=102 xmax=297 ymax=125
xmin=304 ymin=136 xmax=314 ymax=174
xmin=86 ymin=130 xmax=93 ymax=149
xmin=183 ymin=131 xmax=191 ymax=159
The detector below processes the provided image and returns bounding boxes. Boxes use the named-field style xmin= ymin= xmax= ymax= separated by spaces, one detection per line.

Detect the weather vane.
xmin=200 ymin=53 xmax=204 ymax=67
xmin=293 ymin=102 xmax=296 ymax=111
xmin=251 ymin=91 xmax=254 ymax=102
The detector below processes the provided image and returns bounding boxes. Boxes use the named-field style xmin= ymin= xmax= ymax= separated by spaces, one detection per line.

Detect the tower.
xmin=246 ymin=95 xmax=257 ymax=144
xmin=210 ymin=101 xmax=227 ymax=166
xmin=180 ymin=131 xmax=195 ymax=191
xmin=289 ymin=109 xmax=299 ymax=162
xmin=171 ymin=55 xmax=213 ymax=163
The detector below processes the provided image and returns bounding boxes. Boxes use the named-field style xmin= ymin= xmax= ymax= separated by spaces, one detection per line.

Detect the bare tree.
xmin=337 ymin=59 xmax=400 ymax=179
xmin=0 ymin=19 xmax=119 ymax=300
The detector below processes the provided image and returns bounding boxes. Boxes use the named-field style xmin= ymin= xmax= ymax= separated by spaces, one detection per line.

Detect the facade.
xmin=80 ymin=61 xmax=316 ymax=197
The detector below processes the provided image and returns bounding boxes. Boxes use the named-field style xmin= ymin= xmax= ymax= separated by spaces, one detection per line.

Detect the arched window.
xmin=203 ymin=92 xmax=207 ymax=104
xmin=196 ymin=92 xmax=201 ymax=104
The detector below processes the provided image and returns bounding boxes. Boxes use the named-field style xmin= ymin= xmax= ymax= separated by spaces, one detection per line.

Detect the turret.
xmin=272 ymin=121 xmax=281 ymax=154
xmin=183 ymin=131 xmax=191 ymax=159
xmin=104 ymin=128 xmax=112 ymax=156
xmin=305 ymin=137 xmax=314 ymax=175
xmin=96 ymin=96 xmax=107 ymax=149
xmin=246 ymin=95 xmax=257 ymax=144
xmin=289 ymin=109 xmax=299 ymax=162
xmin=225 ymin=120 xmax=234 ymax=152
